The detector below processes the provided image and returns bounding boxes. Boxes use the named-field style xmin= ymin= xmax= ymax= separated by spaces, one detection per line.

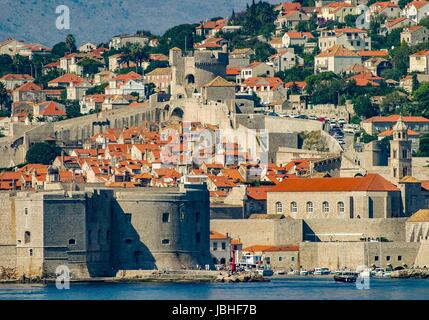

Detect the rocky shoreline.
xmin=390 ymin=269 xmax=429 ymax=279
xmin=0 ymin=270 xmax=269 ymax=284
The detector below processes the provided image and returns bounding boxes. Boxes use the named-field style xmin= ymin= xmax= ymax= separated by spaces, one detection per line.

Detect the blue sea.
xmin=0 ymin=277 xmax=428 ymax=300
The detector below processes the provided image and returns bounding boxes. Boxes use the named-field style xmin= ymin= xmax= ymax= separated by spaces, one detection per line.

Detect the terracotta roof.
xmin=386 ymin=17 xmax=409 ymax=28
xmin=364 ymin=115 xmax=429 ymax=123
xmin=49 ymin=73 xmax=85 ymax=85
xmin=406 ymin=1 xmax=429 ymax=9
xmin=407 ymin=209 xmax=429 ymax=222
xmin=14 ymin=81 xmax=42 ymax=92
xmin=112 ymin=71 xmax=142 ymax=82
xmin=242 ymin=77 xmax=284 ymax=90
xmin=285 ymin=81 xmax=307 ymax=90
xmin=379 ymin=128 xmax=419 ymax=137
xmin=38 ymin=101 xmax=66 ymax=116
xmin=146 ymin=67 xmax=171 ymax=76
xmin=316 ymin=45 xmax=359 ymax=57
xmin=271 ymin=174 xmax=398 ymax=192
xmin=348 ymin=72 xmax=383 ymax=87
xmin=226 ymin=67 xmax=242 ymax=76
xmin=405 ymin=25 xmax=424 ymax=32
xmin=285 ymin=32 xmax=314 ymax=39
xmin=0 ymin=74 xmax=34 ymax=81
xmin=358 ymin=50 xmax=389 ymax=57
xmin=210 ymin=230 xmax=229 ymax=240
xmin=333 ymin=28 xmax=367 ymax=34
xmin=203 ymin=76 xmax=236 ymax=87
xmin=411 ymin=50 xmax=429 ymax=57
xmin=243 ymin=245 xmax=300 ymax=252
xmin=247 ymin=186 xmax=276 ymax=200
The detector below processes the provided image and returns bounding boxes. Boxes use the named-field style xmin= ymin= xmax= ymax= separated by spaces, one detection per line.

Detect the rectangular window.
xmin=162 ymin=239 xmax=170 ymax=245
xmin=398 ymin=255 xmax=402 ymax=261
xmin=221 ymin=242 xmax=226 ymax=250
xmin=162 ymin=212 xmax=170 ymax=223
xmin=196 ymin=232 xmax=201 ymax=244
xmin=213 ymin=242 xmax=218 ymax=251
xmin=386 ymin=256 xmax=391 ymax=261
xmin=375 ymin=256 xmax=379 ymax=261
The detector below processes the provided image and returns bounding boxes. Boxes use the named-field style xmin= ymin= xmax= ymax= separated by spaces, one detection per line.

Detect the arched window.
xmin=275 ymin=202 xmax=283 ymax=214
xmin=290 ymin=202 xmax=297 ymax=213
xmin=220 ymin=258 xmax=226 ymax=265
xmin=338 ymin=202 xmax=345 ymax=214
xmin=306 ymin=202 xmax=313 ymax=214
xmin=322 ymin=201 xmax=330 ymax=213
xmin=24 ymin=231 xmax=31 ymax=244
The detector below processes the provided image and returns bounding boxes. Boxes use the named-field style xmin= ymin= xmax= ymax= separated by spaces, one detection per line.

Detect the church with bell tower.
xmin=390 ymin=116 xmax=413 ymax=182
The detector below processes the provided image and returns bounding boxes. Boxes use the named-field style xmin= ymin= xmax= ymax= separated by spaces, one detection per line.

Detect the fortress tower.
xmin=390 ymin=116 xmax=412 ymax=182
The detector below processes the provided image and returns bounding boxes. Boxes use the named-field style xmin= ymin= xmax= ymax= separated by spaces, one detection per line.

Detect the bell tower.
xmin=390 ymin=116 xmax=412 ymax=182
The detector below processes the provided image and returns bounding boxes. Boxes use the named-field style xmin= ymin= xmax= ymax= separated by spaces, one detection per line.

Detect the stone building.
xmin=169 ymin=47 xmax=229 ymax=99
xmin=390 ymin=116 xmax=412 ymax=182
xmin=0 ymin=183 xmax=211 ymax=279
xmin=267 ymin=174 xmax=404 ymax=219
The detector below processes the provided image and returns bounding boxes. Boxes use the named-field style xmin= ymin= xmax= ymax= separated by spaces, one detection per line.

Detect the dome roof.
xmin=393 ymin=115 xmax=408 ymax=132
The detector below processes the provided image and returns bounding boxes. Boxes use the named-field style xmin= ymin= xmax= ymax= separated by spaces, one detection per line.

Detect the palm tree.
xmin=130 ymin=44 xmax=149 ymax=70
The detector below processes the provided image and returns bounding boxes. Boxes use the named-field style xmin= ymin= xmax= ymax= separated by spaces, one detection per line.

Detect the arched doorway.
xmin=185 ymin=74 xmax=195 ymax=84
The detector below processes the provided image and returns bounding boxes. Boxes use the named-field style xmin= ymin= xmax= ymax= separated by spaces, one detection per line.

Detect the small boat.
xmin=334 ymin=272 xmax=358 ymax=283
xmin=275 ymin=270 xmax=286 ymax=275
xmin=314 ymin=267 xmax=331 ymax=275
xmin=257 ymin=268 xmax=274 ymax=277
xmin=300 ymin=270 xmax=309 ymax=276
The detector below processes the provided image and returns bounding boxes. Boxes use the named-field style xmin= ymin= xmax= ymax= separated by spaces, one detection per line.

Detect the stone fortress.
xmin=0 ymin=178 xmax=210 ymax=278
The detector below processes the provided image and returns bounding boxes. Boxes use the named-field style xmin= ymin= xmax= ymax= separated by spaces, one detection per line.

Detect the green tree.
xmin=416 ymin=133 xmax=429 ymax=156
xmin=51 ymin=42 xmax=68 ymax=57
xmin=353 ymin=95 xmax=379 ymax=119
xmin=412 ymin=73 xmax=419 ymax=92
xmin=86 ymin=83 xmax=108 ymax=95
xmin=252 ymin=41 xmax=276 ymax=62
xmin=412 ymin=82 xmax=429 ymax=116
xmin=344 ymin=14 xmax=358 ymax=27
xmin=25 ymin=142 xmax=62 ymax=165
xmin=65 ymin=101 xmax=82 ymax=119
xmin=391 ymin=43 xmax=411 ymax=76
xmin=130 ymin=43 xmax=150 ymax=69
xmin=0 ymin=82 xmax=11 ymax=111
xmin=380 ymin=91 xmax=410 ymax=115
xmin=78 ymin=58 xmax=103 ymax=75
xmin=65 ymin=34 xmax=77 ymax=54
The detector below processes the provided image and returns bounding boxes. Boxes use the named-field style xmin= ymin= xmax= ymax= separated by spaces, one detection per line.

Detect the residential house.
xmin=59 ymin=53 xmax=85 ymax=75
xmin=94 ymin=71 xmax=117 ymax=85
xmin=210 ymin=231 xmax=231 ymax=266
xmin=228 ymin=48 xmax=255 ymax=68
xmin=0 ymin=38 xmax=25 ymax=56
xmin=403 ymin=1 xmax=429 ymax=23
xmin=195 ymin=19 xmax=227 ymax=37
xmin=237 ymin=62 xmax=275 ymax=84
xmin=268 ymin=49 xmax=304 ymax=72
xmin=109 ymin=34 xmax=149 ymax=49
xmin=80 ymin=94 xmax=106 ymax=114
xmin=269 ymin=37 xmax=285 ymax=50
xmin=66 ymin=80 xmax=93 ymax=101
xmin=0 ymin=74 xmax=34 ymax=90
xmin=201 ymin=76 xmax=236 ymax=103
xmin=12 ymin=82 xmax=45 ymax=102
xmin=105 ymin=72 xmax=144 ymax=96
xmin=282 ymin=32 xmax=314 ymax=48
xmin=194 ymin=38 xmax=227 ymax=51
xmin=319 ymin=28 xmax=371 ymax=52
xmin=315 ymin=45 xmax=361 ymax=74
xmin=144 ymin=67 xmax=172 ymax=92
xmin=348 ymin=72 xmax=383 ymax=87
xmin=401 ymin=25 xmax=429 ymax=45
xmin=385 ymin=17 xmax=415 ymax=32
xmin=33 ymin=101 xmax=66 ymax=122
xmin=79 ymin=42 xmax=97 ymax=53
xmin=17 ymin=43 xmax=51 ymax=59
xmin=48 ymin=74 xmax=85 ymax=88
xmin=101 ymin=95 xmax=130 ymax=111
xmin=369 ymin=2 xmax=401 ymax=19
xmin=240 ymin=77 xmax=286 ymax=104
xmin=275 ymin=10 xmax=310 ymax=30
xmin=318 ymin=2 xmax=357 ymax=23
xmin=409 ymin=50 xmax=429 ymax=74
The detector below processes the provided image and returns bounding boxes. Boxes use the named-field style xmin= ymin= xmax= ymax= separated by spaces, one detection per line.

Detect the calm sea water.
xmin=0 ymin=277 xmax=428 ymax=300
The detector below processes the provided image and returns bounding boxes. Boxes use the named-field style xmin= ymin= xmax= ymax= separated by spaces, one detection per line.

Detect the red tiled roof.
xmin=14 ymin=82 xmax=42 ymax=92
xmin=243 ymin=77 xmax=284 ymax=90
xmin=358 ymin=50 xmax=389 ymax=57
xmin=271 ymin=174 xmax=398 ymax=192
xmin=247 ymin=185 xmax=276 ymax=200
xmin=364 ymin=115 xmax=429 ymax=123
xmin=210 ymin=230 xmax=229 ymax=240
xmin=112 ymin=71 xmax=142 ymax=82
xmin=0 ymin=74 xmax=34 ymax=81
xmin=49 ymin=73 xmax=85 ymax=85
xmin=379 ymin=129 xmax=419 ymax=137
xmin=38 ymin=101 xmax=66 ymax=116
xmin=285 ymin=31 xmax=314 ymax=39
xmin=243 ymin=245 xmax=299 ymax=252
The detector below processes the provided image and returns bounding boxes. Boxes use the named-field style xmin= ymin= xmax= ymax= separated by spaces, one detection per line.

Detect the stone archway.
xmin=185 ymin=74 xmax=195 ymax=84
xmin=170 ymin=107 xmax=184 ymax=122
